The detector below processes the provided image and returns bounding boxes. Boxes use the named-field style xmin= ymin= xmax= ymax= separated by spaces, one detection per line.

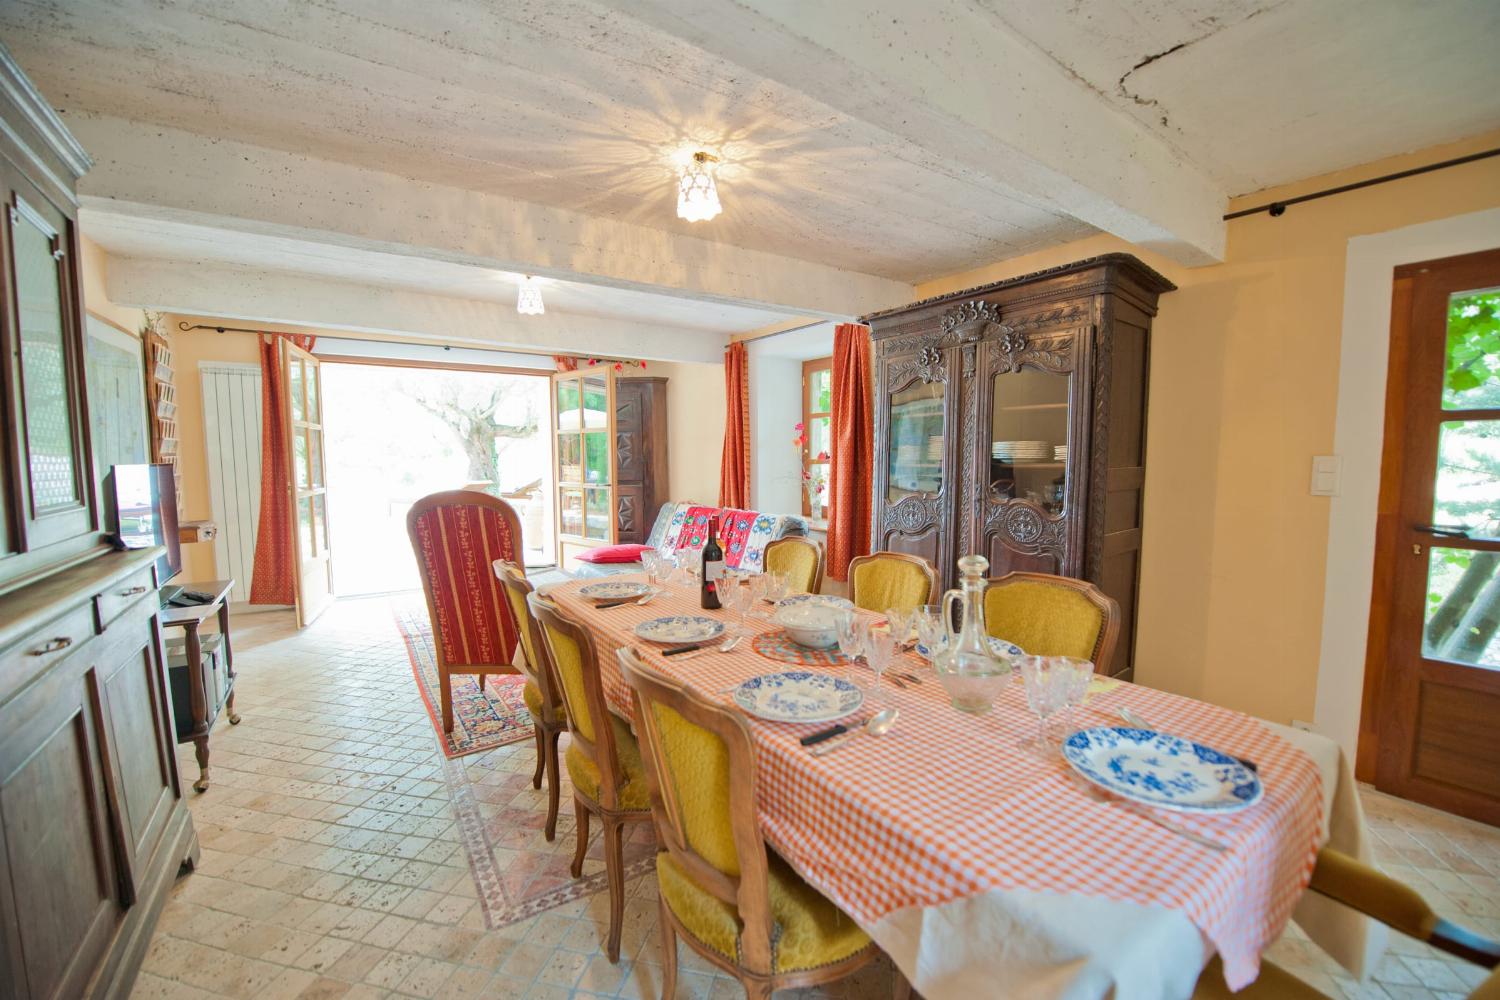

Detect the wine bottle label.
xmin=703 ymin=560 xmax=725 ymax=582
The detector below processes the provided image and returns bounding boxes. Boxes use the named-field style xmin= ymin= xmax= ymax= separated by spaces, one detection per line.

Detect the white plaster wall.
xmin=1315 ymin=207 xmax=1500 ymax=760
xmin=747 ymin=323 xmax=835 ymax=517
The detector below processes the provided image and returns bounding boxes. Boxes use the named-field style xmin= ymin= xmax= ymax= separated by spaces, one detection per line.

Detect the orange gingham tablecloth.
xmin=548 ymin=577 xmax=1324 ymax=991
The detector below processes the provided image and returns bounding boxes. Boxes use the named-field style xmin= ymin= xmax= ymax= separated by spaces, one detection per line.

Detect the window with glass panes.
xmin=802 ymin=358 xmax=832 ymax=519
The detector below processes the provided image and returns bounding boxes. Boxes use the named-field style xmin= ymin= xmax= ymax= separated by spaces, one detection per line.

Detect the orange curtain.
xmin=719 ymin=341 xmax=750 ymax=508
xmin=249 ymin=333 xmax=314 ymax=605
xmin=827 ymin=323 xmax=874 ymax=581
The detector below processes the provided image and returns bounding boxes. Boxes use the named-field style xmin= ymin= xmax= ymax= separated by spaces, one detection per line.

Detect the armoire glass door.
xmin=553 ymin=368 xmax=616 ymax=561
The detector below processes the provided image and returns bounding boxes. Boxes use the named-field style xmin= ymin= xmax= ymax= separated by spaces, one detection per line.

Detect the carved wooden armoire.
xmin=865 ymin=254 xmax=1175 ymax=679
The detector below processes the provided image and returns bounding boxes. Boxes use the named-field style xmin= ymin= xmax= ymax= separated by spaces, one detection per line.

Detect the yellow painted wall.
xmin=913 ymin=130 xmax=1500 ymax=726
xmin=639 ymin=360 xmax=727 ymax=505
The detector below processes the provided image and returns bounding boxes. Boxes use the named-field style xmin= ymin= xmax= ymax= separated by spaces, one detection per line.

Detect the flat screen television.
xmin=107 ymin=463 xmax=181 ymax=589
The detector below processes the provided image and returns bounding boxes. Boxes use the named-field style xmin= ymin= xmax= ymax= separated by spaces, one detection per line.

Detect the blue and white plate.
xmin=775 ymin=594 xmax=855 ymax=612
xmin=1063 ymin=727 xmax=1263 ymax=814
xmin=916 ymin=635 xmax=1024 ymax=661
xmin=731 ymin=672 xmax=864 ymax=723
xmin=634 ymin=616 xmax=725 ymax=644
xmin=578 ymin=580 xmax=652 ymax=600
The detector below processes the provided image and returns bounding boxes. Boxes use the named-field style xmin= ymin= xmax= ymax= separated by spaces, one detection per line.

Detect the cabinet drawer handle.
xmin=120 ymin=585 xmax=148 ymax=596
xmin=30 ymin=637 xmax=72 ymax=656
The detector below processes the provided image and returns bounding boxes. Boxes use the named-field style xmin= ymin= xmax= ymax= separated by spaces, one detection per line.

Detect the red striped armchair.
xmin=406 ymin=491 xmax=524 ymax=732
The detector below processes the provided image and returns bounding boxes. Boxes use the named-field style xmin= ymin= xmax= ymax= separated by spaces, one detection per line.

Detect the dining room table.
xmin=543 ymin=574 xmax=1383 ymax=1000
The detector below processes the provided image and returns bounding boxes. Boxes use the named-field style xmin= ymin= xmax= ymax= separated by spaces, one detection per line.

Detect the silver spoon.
xmin=808 ymin=708 xmax=899 ymax=757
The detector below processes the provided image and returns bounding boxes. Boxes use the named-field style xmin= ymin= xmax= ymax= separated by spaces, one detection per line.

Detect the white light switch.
xmin=1310 ymin=455 xmax=1342 ymax=496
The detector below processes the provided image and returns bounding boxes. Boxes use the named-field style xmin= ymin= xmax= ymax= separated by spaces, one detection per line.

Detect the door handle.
xmin=1414 ymin=524 xmax=1472 ymax=538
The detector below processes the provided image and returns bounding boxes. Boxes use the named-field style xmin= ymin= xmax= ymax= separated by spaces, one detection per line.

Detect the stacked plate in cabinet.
xmin=991 ymin=439 xmax=1053 ymax=462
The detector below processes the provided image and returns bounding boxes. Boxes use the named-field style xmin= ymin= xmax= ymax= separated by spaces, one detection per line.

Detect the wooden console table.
xmin=160 ymin=579 xmax=240 ymax=792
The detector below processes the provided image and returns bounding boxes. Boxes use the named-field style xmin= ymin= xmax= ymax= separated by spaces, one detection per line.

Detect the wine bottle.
xmin=700 ymin=516 xmax=725 ymax=610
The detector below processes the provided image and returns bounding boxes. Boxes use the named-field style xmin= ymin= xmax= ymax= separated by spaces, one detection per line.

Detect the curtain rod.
xmin=177 ymin=321 xmax=270 ymax=335
xmin=1224 ymin=147 xmax=1500 ymax=220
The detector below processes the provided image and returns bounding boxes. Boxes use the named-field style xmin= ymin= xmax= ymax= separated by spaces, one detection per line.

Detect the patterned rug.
xmin=443 ymin=751 xmax=657 ymax=929
xmin=395 ymin=605 xmax=535 ymax=758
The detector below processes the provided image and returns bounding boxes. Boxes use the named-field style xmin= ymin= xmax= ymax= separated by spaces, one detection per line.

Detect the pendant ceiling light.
xmin=676 ymin=151 xmax=722 ymax=222
xmin=517 ymin=275 xmax=544 ymax=315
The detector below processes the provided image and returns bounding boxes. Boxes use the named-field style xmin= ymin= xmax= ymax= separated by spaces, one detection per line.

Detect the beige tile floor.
xmin=133 ymin=597 xmax=1499 ymax=1000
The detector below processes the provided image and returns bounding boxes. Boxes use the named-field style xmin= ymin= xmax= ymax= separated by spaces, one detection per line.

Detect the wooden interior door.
xmin=1366 ymin=246 xmax=1500 ymax=825
xmin=284 ymin=340 xmax=333 ymax=626
xmin=551 ymin=368 xmax=616 ymax=567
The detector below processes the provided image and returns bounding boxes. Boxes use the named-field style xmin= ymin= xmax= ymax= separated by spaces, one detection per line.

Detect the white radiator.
xmin=199 ymin=362 xmax=263 ymax=605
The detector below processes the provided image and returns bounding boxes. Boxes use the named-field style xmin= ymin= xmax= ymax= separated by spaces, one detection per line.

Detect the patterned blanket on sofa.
xmin=664 ymin=505 xmax=783 ymax=571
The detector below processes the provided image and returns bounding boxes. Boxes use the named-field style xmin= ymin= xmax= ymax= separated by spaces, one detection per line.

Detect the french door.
xmin=1366 ymin=246 xmax=1500 ymax=825
xmin=283 ymin=339 xmax=333 ymax=627
xmin=551 ymin=368 xmax=616 ymax=566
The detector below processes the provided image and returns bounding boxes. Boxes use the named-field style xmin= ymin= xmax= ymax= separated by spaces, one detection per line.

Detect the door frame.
xmin=282 ymin=338 xmax=332 ymax=627
xmin=1315 ymin=208 xmax=1500 ymax=766
xmin=1358 ymin=246 xmax=1500 ymax=823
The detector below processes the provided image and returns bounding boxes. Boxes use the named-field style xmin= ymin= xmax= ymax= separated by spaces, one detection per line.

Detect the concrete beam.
xmin=69 ymin=113 xmax=913 ymax=319
xmin=105 ymin=257 xmax=727 ymax=365
xmin=608 ymin=0 xmax=1228 ymax=265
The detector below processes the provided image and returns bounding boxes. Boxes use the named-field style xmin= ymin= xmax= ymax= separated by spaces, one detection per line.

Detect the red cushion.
xmin=575 ymin=543 xmax=655 ymax=564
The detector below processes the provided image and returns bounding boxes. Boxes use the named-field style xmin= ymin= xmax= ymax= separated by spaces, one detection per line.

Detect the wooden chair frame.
xmin=494 ymin=560 xmax=566 ymax=841
xmin=405 ymin=490 xmax=524 ymax=733
xmin=527 ymin=593 xmax=651 ymax=962
xmin=846 ymin=551 xmax=939 ymax=612
xmin=763 ymin=535 xmax=826 ymax=596
xmin=618 ymin=648 xmax=881 ymax=999
xmin=983 ymin=570 xmax=1121 ymax=668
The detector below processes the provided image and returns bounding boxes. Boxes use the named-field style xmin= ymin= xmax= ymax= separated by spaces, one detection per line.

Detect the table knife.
xmin=800 ymin=719 xmax=861 ymax=747
xmin=662 ymin=643 xmax=709 ymax=656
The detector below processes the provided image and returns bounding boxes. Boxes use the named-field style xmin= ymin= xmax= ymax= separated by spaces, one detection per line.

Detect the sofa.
xmin=571 ymin=501 xmax=808 ymax=578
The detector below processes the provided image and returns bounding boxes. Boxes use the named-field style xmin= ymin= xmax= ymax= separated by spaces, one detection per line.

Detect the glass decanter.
xmin=933 ymin=554 xmax=1013 ymax=713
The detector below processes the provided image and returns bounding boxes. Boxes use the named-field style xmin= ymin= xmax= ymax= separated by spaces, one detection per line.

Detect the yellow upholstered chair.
xmin=527 ymin=594 xmax=652 ymax=963
xmin=847 ymin=552 xmax=937 ymax=614
xmin=494 ymin=561 xmax=567 ymax=841
xmin=618 ymin=648 xmax=887 ymax=1000
xmin=764 ymin=535 xmax=825 ymax=595
xmin=983 ymin=571 xmax=1120 ymax=670
xmin=1194 ymin=847 xmax=1499 ymax=998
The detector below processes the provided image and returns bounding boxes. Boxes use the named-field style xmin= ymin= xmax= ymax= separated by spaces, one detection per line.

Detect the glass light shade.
xmin=517 ymin=278 xmax=545 ymax=315
xmin=676 ymin=154 xmax=722 ymax=222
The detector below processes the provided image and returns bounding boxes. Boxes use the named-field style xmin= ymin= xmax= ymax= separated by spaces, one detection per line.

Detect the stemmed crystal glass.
xmin=641 ymin=551 xmax=663 ymax=588
xmin=885 ymin=606 xmax=916 ymax=649
xmin=864 ymin=628 xmax=897 ymax=702
xmin=1056 ymin=657 xmax=1094 ymax=735
xmin=914 ymin=604 xmax=945 ymax=660
xmin=835 ymin=610 xmax=866 ymax=664
xmin=744 ymin=572 xmax=770 ymax=618
xmin=1019 ymin=656 xmax=1090 ymax=754
xmin=723 ymin=577 xmax=755 ymax=637
xmin=763 ymin=570 xmax=789 ymax=607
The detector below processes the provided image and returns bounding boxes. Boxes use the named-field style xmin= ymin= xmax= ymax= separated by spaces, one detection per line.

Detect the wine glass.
xmin=864 ymin=628 xmax=897 ymax=702
xmin=835 ymin=610 xmax=865 ymax=664
xmin=1055 ymin=657 xmax=1094 ymax=735
xmin=1019 ymin=656 xmax=1075 ymax=754
xmin=885 ymin=606 xmax=916 ymax=649
xmin=744 ymin=572 xmax=770 ymax=618
xmin=641 ymin=551 xmax=662 ymax=588
xmin=914 ymin=605 xmax=945 ymax=660
xmin=763 ymin=570 xmax=789 ymax=607
xmin=727 ymin=577 xmax=756 ymax=636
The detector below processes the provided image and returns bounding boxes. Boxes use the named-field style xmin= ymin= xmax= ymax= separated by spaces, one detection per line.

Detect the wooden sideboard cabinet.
xmin=0 ymin=45 xmax=198 ymax=999
xmin=0 ymin=548 xmax=198 ymax=999
xmin=865 ymin=254 xmax=1175 ymax=679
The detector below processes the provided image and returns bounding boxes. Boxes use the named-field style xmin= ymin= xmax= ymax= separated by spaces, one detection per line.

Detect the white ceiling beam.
xmin=607 ymin=0 xmax=1228 ymax=265
xmin=105 ymin=257 xmax=727 ymax=364
xmin=68 ymin=113 xmax=912 ymax=320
